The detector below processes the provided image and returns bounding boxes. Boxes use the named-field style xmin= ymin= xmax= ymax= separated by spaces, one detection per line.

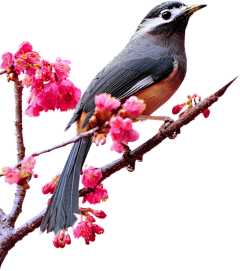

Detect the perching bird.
xmin=41 ymin=1 xmax=206 ymax=234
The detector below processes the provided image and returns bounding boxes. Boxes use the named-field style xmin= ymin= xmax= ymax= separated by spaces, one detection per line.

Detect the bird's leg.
xmin=136 ymin=115 xmax=180 ymax=139
xmin=136 ymin=115 xmax=174 ymax=122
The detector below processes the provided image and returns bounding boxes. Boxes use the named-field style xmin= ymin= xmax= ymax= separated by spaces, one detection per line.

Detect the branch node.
xmin=122 ymin=144 xmax=136 ymax=172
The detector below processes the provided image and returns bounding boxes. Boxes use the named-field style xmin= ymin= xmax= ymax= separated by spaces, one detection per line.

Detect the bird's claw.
xmin=159 ymin=118 xmax=180 ymax=139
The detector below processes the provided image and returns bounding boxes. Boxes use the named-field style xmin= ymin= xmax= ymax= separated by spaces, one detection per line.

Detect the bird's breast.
xmin=135 ymin=62 xmax=183 ymax=116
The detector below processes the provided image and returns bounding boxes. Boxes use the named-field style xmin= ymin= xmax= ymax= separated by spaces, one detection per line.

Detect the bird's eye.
xmin=162 ymin=11 xmax=172 ymax=20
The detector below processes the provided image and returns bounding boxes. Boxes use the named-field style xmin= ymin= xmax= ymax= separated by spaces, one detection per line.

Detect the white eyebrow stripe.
xmin=132 ymin=6 xmax=186 ymax=41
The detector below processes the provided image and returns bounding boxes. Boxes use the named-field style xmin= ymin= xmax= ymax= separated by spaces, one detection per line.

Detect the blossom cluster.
xmin=81 ymin=166 xmax=108 ymax=204
xmin=42 ymin=166 xmax=107 ymax=247
xmin=172 ymin=94 xmax=210 ymax=118
xmin=73 ymin=208 xmax=106 ymax=245
xmin=90 ymin=94 xmax=146 ymax=153
xmin=53 ymin=229 xmax=71 ymax=249
xmin=2 ymin=156 xmax=36 ymax=186
xmin=1 ymin=42 xmax=81 ymax=116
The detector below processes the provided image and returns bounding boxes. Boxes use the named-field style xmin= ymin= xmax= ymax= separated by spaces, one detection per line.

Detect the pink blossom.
xmin=109 ymin=116 xmax=140 ymax=153
xmin=14 ymin=51 xmax=40 ymax=76
xmin=2 ymin=167 xmax=21 ymax=185
xmin=110 ymin=141 xmax=125 ymax=153
xmin=82 ymin=184 xmax=108 ymax=204
xmin=41 ymin=81 xmax=59 ymax=111
xmin=122 ymin=118 xmax=133 ymax=131
xmin=110 ymin=116 xmax=124 ymax=133
xmin=53 ymin=57 xmax=71 ymax=81
xmin=15 ymin=42 xmax=33 ymax=57
xmin=42 ymin=174 xmax=60 ymax=194
xmin=21 ymin=156 xmax=36 ymax=173
xmin=95 ymin=93 xmax=120 ymax=112
xmin=73 ymin=221 xmax=93 ymax=239
xmin=12 ymin=42 xmax=41 ymax=75
xmin=57 ymin=79 xmax=81 ymax=111
xmin=72 ymin=214 xmax=106 ymax=246
xmin=85 ymin=232 xmax=96 ymax=245
xmin=33 ymin=61 xmax=55 ymax=84
xmin=22 ymin=75 xmax=34 ymax=88
xmin=81 ymin=166 xmax=102 ymax=188
xmin=53 ymin=230 xmax=71 ymax=249
xmin=25 ymin=78 xmax=81 ymax=117
xmin=1 ymin=52 xmax=14 ymax=69
xmin=25 ymin=99 xmax=43 ymax=117
xmin=122 ymin=96 xmax=146 ymax=117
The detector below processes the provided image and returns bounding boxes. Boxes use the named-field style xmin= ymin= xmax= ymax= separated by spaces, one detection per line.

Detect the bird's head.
xmin=133 ymin=1 xmax=206 ymax=40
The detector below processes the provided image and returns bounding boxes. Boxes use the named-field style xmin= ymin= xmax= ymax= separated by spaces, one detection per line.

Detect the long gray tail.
xmin=40 ymin=137 xmax=92 ymax=234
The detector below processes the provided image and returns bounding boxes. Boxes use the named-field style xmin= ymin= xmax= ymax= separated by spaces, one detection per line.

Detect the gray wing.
xmin=65 ymin=56 xmax=174 ymax=130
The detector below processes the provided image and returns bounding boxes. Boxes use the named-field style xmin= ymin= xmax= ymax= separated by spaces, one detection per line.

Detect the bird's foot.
xmin=159 ymin=117 xmax=180 ymax=139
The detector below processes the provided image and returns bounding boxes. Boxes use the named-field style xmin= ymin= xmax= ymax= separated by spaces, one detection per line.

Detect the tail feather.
xmin=40 ymin=137 xmax=92 ymax=234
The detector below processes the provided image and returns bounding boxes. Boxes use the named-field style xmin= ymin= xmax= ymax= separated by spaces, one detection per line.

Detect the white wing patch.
xmin=118 ymin=76 xmax=154 ymax=100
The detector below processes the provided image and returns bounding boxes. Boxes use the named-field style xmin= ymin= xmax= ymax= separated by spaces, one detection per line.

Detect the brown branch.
xmin=0 ymin=69 xmax=6 ymax=75
xmin=0 ymin=77 xmax=237 ymax=267
xmin=79 ymin=77 xmax=238 ymax=193
xmin=12 ymin=210 xmax=46 ymax=242
xmin=13 ymin=80 xmax=25 ymax=162
xmin=7 ymin=80 xmax=27 ymax=227
xmin=0 ymin=78 xmax=27 ymax=268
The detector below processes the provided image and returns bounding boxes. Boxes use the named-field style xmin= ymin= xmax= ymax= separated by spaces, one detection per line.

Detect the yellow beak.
xmin=183 ymin=4 xmax=207 ymax=15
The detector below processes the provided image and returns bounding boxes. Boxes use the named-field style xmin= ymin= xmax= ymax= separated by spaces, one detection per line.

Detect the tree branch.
xmin=31 ymin=126 xmax=100 ymax=157
xmin=0 ymin=78 xmax=28 ymax=266
xmin=13 ymin=80 xmax=25 ymax=162
xmin=0 ymin=77 xmax=237 ymax=267
xmin=0 ymin=69 xmax=7 ymax=75
xmin=8 ymin=80 xmax=27 ymax=227
xmin=79 ymin=77 xmax=238 ymax=194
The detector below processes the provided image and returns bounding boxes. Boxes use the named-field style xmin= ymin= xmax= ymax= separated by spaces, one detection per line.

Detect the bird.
xmin=40 ymin=1 xmax=206 ymax=234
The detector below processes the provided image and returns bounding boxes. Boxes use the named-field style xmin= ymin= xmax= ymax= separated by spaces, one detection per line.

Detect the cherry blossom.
xmin=81 ymin=166 xmax=102 ymax=188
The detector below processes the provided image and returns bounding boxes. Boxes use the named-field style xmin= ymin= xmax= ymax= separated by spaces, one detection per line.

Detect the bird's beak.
xmin=181 ymin=4 xmax=207 ymax=16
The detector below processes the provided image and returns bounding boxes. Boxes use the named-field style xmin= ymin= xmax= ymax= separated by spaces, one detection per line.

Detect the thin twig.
xmin=32 ymin=127 xmax=99 ymax=157
xmin=0 ymin=69 xmax=6 ymax=75
xmin=0 ymin=126 xmax=100 ymax=172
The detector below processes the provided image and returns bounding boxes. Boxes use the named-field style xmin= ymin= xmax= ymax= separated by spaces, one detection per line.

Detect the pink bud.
xmin=32 ymin=172 xmax=39 ymax=179
xmin=87 ymin=214 xmax=96 ymax=223
xmin=90 ymin=209 xmax=107 ymax=219
xmin=52 ymin=229 xmax=72 ymax=249
xmin=172 ymin=103 xmax=186 ymax=114
xmin=91 ymin=224 xmax=104 ymax=235
xmin=202 ymin=108 xmax=210 ymax=118
xmin=42 ymin=174 xmax=60 ymax=194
